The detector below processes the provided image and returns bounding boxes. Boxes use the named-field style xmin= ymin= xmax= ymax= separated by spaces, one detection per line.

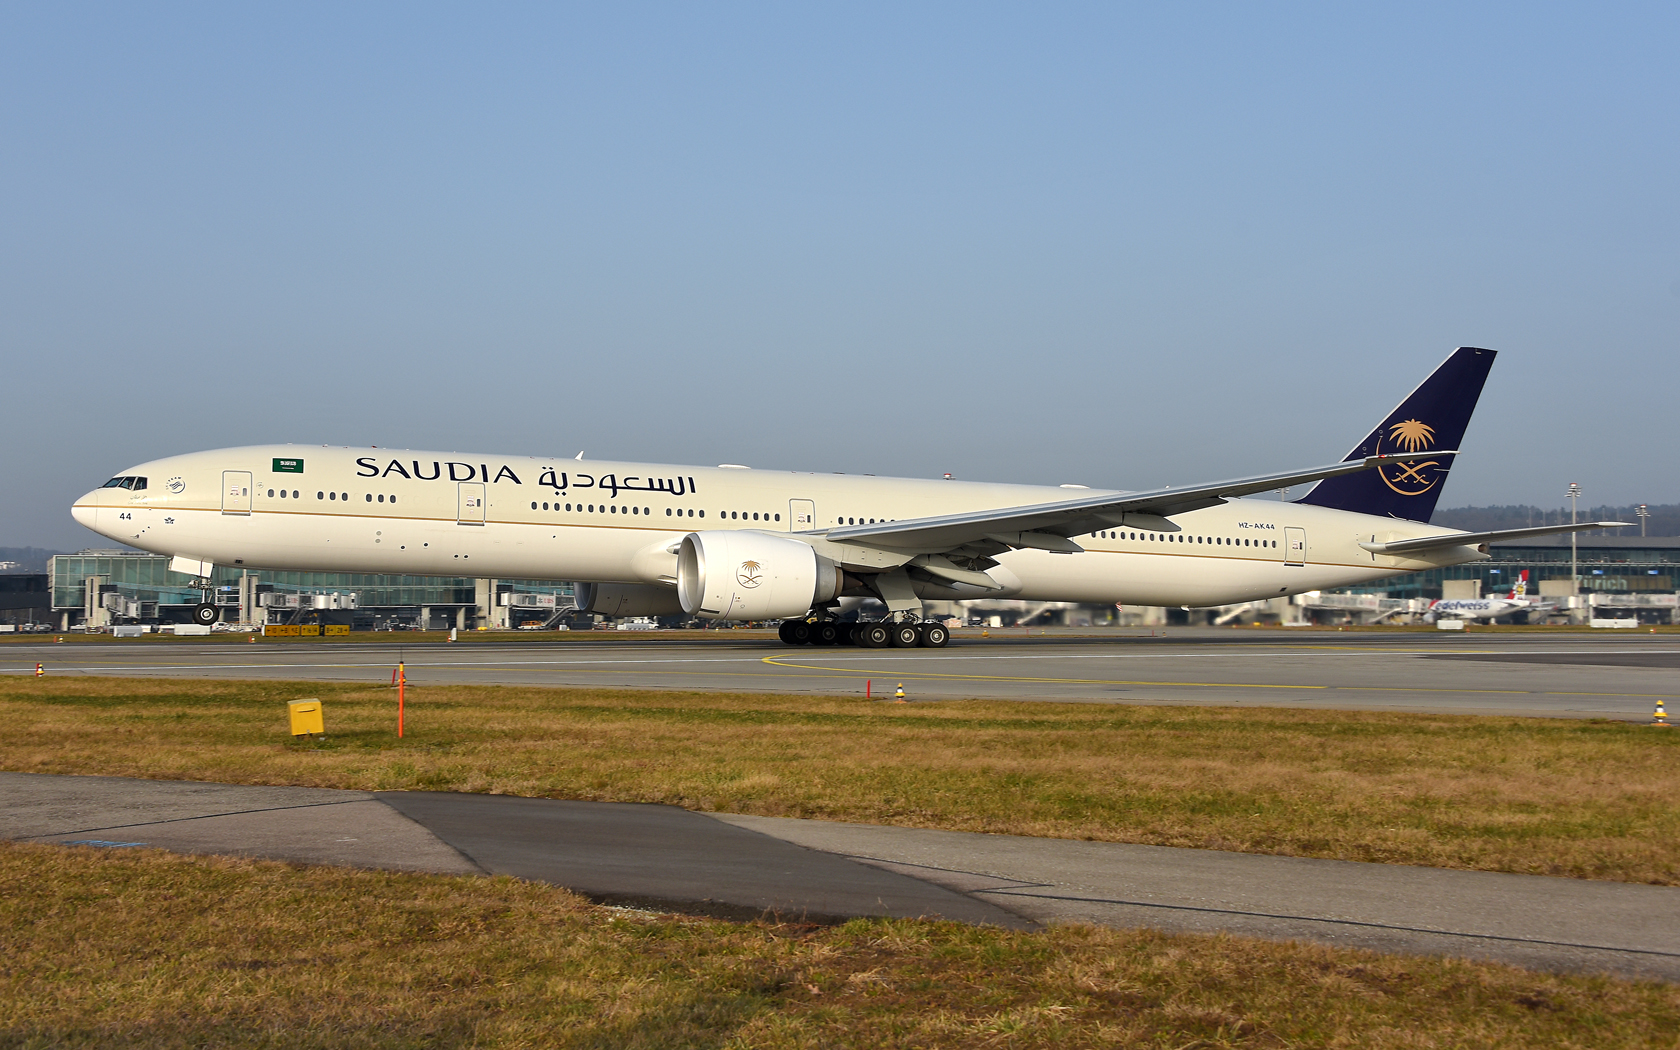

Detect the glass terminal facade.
xmin=50 ymin=551 xmax=573 ymax=627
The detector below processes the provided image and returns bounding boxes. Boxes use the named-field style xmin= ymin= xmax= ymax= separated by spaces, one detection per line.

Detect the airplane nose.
xmin=71 ymin=495 xmax=99 ymax=532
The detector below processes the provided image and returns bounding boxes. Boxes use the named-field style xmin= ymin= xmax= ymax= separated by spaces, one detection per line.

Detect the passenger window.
xmin=268 ymin=489 xmax=275 ymax=498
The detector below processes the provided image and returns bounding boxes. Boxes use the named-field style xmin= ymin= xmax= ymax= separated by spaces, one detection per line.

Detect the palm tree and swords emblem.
xmin=736 ymin=560 xmax=764 ymax=588
xmin=1377 ymin=419 xmax=1442 ymax=496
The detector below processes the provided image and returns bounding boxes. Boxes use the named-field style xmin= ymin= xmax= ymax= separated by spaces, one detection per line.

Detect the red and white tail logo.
xmin=1509 ymin=570 xmax=1528 ymax=600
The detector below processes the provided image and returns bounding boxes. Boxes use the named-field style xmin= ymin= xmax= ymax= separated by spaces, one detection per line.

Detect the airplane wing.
xmin=1358 ymin=522 xmax=1633 ymax=556
xmin=821 ymin=454 xmax=1449 ymax=554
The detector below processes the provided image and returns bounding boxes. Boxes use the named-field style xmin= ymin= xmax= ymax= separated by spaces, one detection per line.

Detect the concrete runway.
xmin=5 ymin=627 xmax=1678 ymax=719
xmin=6 ymin=772 xmax=1677 ymax=981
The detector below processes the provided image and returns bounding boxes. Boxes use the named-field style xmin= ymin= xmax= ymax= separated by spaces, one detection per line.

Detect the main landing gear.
xmin=778 ymin=618 xmax=949 ymax=649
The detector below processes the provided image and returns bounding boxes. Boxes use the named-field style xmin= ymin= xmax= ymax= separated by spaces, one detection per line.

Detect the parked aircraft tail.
xmin=1296 ymin=346 xmax=1496 ymax=523
xmin=1509 ymin=569 xmax=1528 ymax=600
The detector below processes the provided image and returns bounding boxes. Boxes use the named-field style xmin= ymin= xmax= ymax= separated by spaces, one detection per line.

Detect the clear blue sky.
xmin=4 ymin=3 xmax=1675 ymax=549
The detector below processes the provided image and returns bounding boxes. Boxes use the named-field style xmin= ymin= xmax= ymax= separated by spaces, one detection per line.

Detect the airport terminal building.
xmin=22 ymin=551 xmax=575 ymax=631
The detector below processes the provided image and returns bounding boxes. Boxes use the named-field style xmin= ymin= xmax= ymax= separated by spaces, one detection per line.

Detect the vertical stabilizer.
xmin=1296 ymin=346 xmax=1496 ymax=523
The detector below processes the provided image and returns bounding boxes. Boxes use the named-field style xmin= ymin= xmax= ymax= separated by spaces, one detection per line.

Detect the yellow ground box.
xmin=287 ymin=699 xmax=323 ymax=737
xmin=264 ymin=625 xmax=300 ymax=637
xmin=300 ymin=624 xmax=320 ymax=637
xmin=324 ymin=624 xmax=349 ymax=636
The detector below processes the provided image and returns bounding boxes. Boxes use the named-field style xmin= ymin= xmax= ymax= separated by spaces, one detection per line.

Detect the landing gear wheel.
xmin=778 ymin=621 xmax=808 ymax=645
xmin=917 ymin=622 xmax=949 ymax=648
xmin=888 ymin=622 xmax=921 ymax=648
xmin=192 ymin=603 xmax=218 ymax=626
xmin=836 ymin=623 xmax=857 ymax=645
xmin=857 ymin=622 xmax=890 ymax=648
xmin=812 ymin=621 xmax=842 ymax=646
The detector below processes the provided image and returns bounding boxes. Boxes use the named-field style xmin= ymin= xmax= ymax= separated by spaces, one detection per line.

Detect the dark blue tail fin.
xmin=1296 ymin=346 xmax=1496 ymax=523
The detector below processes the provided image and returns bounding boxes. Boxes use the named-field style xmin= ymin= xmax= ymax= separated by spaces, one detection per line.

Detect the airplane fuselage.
xmin=1429 ymin=598 xmax=1531 ymax=621
xmin=74 ymin=445 xmax=1488 ymax=609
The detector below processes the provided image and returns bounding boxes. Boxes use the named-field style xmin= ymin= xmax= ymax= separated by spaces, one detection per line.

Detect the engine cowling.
xmin=573 ymin=582 xmax=686 ymax=618
xmin=677 ymin=531 xmax=841 ymax=621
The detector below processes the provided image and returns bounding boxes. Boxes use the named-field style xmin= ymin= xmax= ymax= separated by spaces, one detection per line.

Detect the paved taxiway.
xmin=5 ymin=627 xmax=1677 ymax=719
xmin=7 ymin=772 xmax=1676 ymax=981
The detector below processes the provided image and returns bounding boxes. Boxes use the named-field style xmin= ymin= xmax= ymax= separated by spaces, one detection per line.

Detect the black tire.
xmin=192 ymin=603 xmax=218 ymax=626
xmin=889 ymin=622 xmax=920 ymax=648
xmin=836 ymin=623 xmax=857 ymax=645
xmin=918 ymin=622 xmax=949 ymax=648
xmin=777 ymin=621 xmax=805 ymax=645
xmin=812 ymin=621 xmax=841 ymax=646
xmin=857 ymin=622 xmax=890 ymax=648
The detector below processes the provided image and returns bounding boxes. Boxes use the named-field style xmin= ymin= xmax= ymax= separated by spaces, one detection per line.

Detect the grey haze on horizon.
xmin=3 ymin=4 xmax=1676 ymax=550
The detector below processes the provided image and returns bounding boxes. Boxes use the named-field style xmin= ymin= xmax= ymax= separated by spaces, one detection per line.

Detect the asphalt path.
xmin=7 ymin=772 xmax=1676 ymax=981
xmin=5 ymin=627 xmax=1678 ymax=719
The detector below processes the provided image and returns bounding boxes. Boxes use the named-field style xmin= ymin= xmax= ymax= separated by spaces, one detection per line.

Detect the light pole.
xmin=1637 ymin=504 xmax=1649 ymax=538
xmin=1566 ymin=483 xmax=1582 ymax=594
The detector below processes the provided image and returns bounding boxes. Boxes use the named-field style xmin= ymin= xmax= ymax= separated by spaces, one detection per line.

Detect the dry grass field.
xmin=4 ymin=675 xmax=1678 ymax=884
xmin=3 ymin=841 xmax=1676 ymax=1049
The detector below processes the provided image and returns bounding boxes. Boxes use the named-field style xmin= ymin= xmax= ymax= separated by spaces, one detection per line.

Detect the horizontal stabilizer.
xmin=1358 ymin=522 xmax=1633 ymax=556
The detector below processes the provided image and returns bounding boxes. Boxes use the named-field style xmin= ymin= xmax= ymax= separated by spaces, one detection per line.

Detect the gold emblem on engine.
xmin=737 ymin=560 xmax=763 ymax=588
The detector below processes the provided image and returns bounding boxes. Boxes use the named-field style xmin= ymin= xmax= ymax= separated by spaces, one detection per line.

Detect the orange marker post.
xmin=397 ymin=661 xmax=406 ymax=738
xmin=866 ymin=679 xmax=871 ymax=699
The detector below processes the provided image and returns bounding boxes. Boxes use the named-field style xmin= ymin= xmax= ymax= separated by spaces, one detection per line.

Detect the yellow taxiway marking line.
xmin=758 ymin=656 xmax=1676 ymax=698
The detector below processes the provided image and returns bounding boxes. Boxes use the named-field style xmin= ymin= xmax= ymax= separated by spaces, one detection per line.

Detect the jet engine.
xmin=677 ymin=531 xmax=842 ymax=621
xmin=573 ymin=582 xmax=686 ymax=618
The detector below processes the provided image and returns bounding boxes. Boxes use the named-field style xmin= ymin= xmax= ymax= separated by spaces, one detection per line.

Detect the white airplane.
xmin=72 ymin=347 xmax=1626 ymax=647
xmin=1428 ymin=570 xmax=1537 ymax=623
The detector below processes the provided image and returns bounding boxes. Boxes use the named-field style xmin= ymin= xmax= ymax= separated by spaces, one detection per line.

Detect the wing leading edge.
xmin=820 ymin=454 xmax=1450 ymax=554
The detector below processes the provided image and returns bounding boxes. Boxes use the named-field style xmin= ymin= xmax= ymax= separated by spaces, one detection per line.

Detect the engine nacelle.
xmin=677 ymin=531 xmax=841 ymax=621
xmin=573 ymin=582 xmax=686 ymax=618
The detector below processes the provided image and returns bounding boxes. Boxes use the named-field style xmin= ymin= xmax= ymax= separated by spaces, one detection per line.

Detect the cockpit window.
xmin=101 ymin=476 xmax=147 ymax=490
xmin=102 ymin=478 xmax=126 ymax=488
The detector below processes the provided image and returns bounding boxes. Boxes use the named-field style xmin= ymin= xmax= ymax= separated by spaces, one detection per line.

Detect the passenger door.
xmin=788 ymin=499 xmax=815 ymax=532
xmin=1284 ymin=527 xmax=1306 ymax=566
xmin=457 ymin=482 xmax=486 ymax=525
xmin=221 ymin=471 xmax=252 ymax=515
